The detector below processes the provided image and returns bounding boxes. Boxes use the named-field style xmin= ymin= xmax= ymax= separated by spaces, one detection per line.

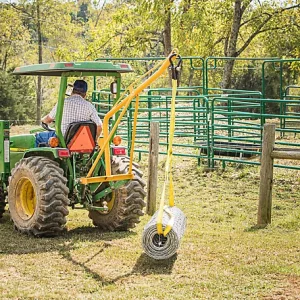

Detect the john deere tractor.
xmin=0 ymin=51 xmax=180 ymax=237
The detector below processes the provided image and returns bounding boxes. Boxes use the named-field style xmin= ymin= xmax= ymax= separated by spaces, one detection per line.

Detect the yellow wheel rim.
xmin=16 ymin=178 xmax=37 ymax=220
xmin=106 ymin=191 xmax=116 ymax=212
xmin=97 ymin=191 xmax=116 ymax=215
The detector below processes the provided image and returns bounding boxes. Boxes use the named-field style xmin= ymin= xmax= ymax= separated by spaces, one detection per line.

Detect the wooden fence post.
xmin=147 ymin=122 xmax=159 ymax=215
xmin=257 ymin=124 xmax=276 ymax=226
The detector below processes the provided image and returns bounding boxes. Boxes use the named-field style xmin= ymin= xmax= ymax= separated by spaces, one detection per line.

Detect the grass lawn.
xmin=0 ymin=130 xmax=299 ymax=299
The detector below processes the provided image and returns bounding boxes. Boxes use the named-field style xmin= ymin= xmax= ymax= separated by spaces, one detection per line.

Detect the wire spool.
xmin=142 ymin=206 xmax=186 ymax=260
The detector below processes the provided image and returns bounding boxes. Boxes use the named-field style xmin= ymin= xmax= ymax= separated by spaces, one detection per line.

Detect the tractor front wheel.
xmin=89 ymin=156 xmax=146 ymax=231
xmin=8 ymin=157 xmax=69 ymax=237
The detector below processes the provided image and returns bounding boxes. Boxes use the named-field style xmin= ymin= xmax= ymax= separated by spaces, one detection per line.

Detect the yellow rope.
xmin=156 ymin=78 xmax=177 ymax=236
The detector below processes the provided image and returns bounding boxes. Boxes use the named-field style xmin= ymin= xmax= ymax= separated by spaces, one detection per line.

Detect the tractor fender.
xmin=24 ymin=148 xmax=58 ymax=160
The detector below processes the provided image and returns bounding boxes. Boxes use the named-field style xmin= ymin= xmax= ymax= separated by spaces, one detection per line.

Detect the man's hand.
xmin=41 ymin=115 xmax=54 ymax=124
xmin=96 ymin=125 xmax=102 ymax=139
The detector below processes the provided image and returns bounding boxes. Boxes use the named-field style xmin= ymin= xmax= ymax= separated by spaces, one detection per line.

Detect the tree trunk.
xmin=163 ymin=9 xmax=172 ymax=57
xmin=188 ymin=68 xmax=194 ymax=94
xmin=36 ymin=0 xmax=42 ymax=124
xmin=222 ymin=0 xmax=242 ymax=90
xmin=2 ymin=51 xmax=8 ymax=71
xmin=222 ymin=60 xmax=235 ymax=90
xmin=163 ymin=2 xmax=172 ymax=87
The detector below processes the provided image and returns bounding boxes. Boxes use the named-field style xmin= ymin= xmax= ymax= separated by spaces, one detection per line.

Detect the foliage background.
xmin=0 ymin=0 xmax=299 ymax=122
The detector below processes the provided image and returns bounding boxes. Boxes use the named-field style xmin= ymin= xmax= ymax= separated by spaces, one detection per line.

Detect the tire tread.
xmin=8 ymin=157 xmax=69 ymax=237
xmin=89 ymin=156 xmax=146 ymax=231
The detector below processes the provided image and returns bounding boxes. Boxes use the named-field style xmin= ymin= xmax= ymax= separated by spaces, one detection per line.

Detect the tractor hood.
xmin=13 ymin=61 xmax=133 ymax=76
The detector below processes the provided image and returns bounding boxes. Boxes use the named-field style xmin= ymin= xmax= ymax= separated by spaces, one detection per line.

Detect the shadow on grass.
xmin=66 ymin=225 xmax=137 ymax=241
xmin=58 ymin=240 xmax=112 ymax=285
xmin=132 ymin=253 xmax=177 ymax=275
xmin=59 ymin=245 xmax=177 ymax=286
xmin=0 ymin=213 xmax=136 ymax=255
xmin=244 ymin=224 xmax=269 ymax=232
xmin=1 ymin=212 xmax=177 ymax=285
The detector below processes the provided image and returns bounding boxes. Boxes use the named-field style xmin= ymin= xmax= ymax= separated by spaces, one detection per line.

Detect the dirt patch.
xmin=264 ymin=276 xmax=300 ymax=300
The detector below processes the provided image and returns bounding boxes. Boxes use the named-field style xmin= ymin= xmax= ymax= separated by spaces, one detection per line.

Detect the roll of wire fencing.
xmin=142 ymin=206 xmax=187 ymax=260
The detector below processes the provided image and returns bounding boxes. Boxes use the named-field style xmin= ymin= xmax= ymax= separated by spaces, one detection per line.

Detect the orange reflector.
xmin=68 ymin=125 xmax=95 ymax=153
xmin=113 ymin=135 xmax=122 ymax=146
xmin=48 ymin=137 xmax=59 ymax=147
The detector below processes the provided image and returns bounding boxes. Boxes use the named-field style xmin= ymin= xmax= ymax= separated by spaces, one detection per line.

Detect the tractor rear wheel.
xmin=0 ymin=184 xmax=5 ymax=219
xmin=8 ymin=157 xmax=69 ymax=237
xmin=89 ymin=156 xmax=146 ymax=231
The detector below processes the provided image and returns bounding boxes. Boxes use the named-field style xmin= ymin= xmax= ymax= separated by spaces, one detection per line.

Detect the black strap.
xmin=169 ymin=54 xmax=182 ymax=80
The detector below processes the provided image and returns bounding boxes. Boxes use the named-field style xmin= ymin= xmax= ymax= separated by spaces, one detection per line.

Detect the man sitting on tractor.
xmin=36 ymin=79 xmax=102 ymax=146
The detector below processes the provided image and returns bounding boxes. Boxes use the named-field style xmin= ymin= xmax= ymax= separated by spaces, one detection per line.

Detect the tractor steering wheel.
xmin=41 ymin=122 xmax=55 ymax=132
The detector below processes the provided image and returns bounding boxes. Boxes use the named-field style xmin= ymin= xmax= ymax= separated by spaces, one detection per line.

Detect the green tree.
xmin=10 ymin=0 xmax=84 ymax=123
xmin=214 ymin=0 xmax=300 ymax=89
xmin=0 ymin=70 xmax=35 ymax=123
xmin=0 ymin=4 xmax=30 ymax=71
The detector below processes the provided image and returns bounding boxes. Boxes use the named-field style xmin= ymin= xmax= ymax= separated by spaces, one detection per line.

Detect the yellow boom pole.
xmin=81 ymin=50 xmax=179 ymax=185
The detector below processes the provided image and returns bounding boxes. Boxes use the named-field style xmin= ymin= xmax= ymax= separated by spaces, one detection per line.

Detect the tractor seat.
xmin=64 ymin=121 xmax=97 ymax=153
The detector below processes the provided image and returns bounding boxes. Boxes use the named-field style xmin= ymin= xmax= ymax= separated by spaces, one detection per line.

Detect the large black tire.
xmin=8 ymin=157 xmax=69 ymax=237
xmin=0 ymin=184 xmax=5 ymax=219
xmin=89 ymin=156 xmax=146 ymax=231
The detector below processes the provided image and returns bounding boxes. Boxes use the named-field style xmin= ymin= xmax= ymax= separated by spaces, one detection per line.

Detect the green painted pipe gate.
xmin=91 ymin=56 xmax=300 ymax=170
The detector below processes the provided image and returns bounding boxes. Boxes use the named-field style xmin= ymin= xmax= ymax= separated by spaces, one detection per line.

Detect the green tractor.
xmin=0 ymin=51 xmax=179 ymax=237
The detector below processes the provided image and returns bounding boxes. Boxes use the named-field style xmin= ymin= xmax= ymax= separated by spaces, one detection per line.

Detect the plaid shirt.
xmin=49 ymin=95 xmax=102 ymax=135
